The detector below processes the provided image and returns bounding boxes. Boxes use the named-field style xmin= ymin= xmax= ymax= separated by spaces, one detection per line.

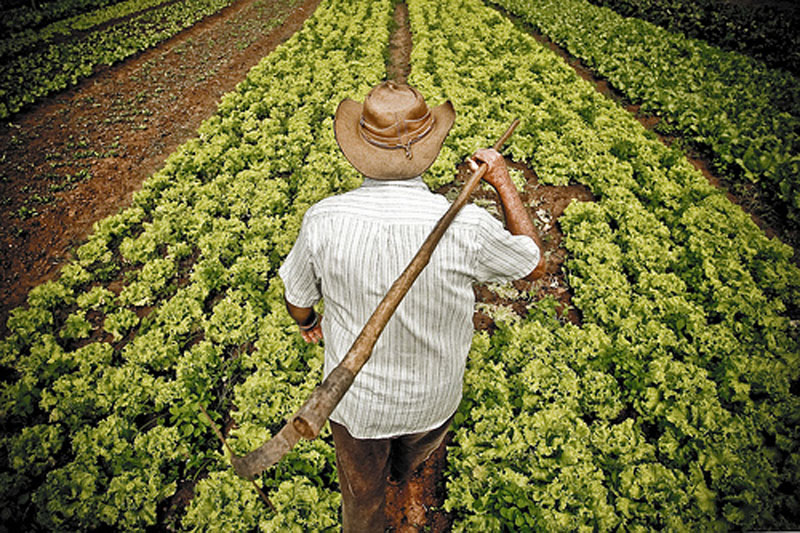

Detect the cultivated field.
xmin=1 ymin=0 xmax=798 ymax=531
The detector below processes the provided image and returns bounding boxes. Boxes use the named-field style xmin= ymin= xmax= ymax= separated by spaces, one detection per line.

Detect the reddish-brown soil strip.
xmin=0 ymin=0 xmax=321 ymax=332
xmin=387 ymin=0 xmax=412 ymax=84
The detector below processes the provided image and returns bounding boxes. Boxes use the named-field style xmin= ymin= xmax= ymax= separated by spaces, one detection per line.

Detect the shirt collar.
xmin=361 ymin=176 xmax=428 ymax=190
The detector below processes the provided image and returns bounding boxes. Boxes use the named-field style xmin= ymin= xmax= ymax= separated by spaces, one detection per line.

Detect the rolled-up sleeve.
xmin=472 ymin=209 xmax=540 ymax=283
xmin=278 ymin=214 xmax=322 ymax=307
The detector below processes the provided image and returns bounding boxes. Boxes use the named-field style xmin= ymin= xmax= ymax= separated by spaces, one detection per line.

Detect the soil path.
xmin=0 ymin=0 xmax=321 ymax=331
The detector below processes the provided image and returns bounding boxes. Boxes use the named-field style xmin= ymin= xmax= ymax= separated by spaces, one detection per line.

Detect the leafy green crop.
xmin=0 ymin=0 xmax=174 ymax=61
xmin=0 ymin=0 xmax=236 ymax=119
xmin=584 ymin=0 xmax=800 ymax=76
xmin=1 ymin=0 xmax=119 ymax=33
xmin=490 ymin=0 xmax=800 ymax=223
xmin=0 ymin=0 xmax=391 ymax=530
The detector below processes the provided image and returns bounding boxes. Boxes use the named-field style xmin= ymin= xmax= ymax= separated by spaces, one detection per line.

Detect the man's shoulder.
xmin=304 ymin=189 xmax=364 ymax=218
xmin=303 ymin=184 xmax=499 ymax=231
xmin=457 ymin=203 xmax=500 ymax=228
xmin=306 ymin=182 xmax=446 ymax=219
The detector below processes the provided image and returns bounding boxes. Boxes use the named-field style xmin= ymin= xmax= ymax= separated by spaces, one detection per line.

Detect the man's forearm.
xmin=285 ymin=297 xmax=316 ymax=327
xmin=284 ymin=296 xmax=323 ymax=343
xmin=471 ymin=148 xmax=545 ymax=280
xmin=493 ymin=182 xmax=546 ymax=280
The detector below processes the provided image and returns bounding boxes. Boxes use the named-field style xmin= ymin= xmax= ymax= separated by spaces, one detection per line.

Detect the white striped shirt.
xmin=279 ymin=177 xmax=539 ymax=438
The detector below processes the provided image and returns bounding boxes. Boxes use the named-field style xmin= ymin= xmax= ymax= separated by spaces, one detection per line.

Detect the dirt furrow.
xmin=0 ymin=0 xmax=321 ymax=331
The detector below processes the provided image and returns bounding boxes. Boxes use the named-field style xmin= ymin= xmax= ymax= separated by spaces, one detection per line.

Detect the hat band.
xmin=359 ymin=110 xmax=434 ymax=159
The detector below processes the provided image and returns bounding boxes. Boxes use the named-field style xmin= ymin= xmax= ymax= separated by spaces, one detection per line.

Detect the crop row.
xmin=0 ymin=0 xmax=393 ymax=529
xmin=0 ymin=0 xmax=174 ymax=61
xmin=586 ymin=0 xmax=800 ymax=75
xmin=490 ymin=0 xmax=800 ymax=224
xmin=0 ymin=0 xmax=235 ymax=119
xmin=408 ymin=0 xmax=799 ymax=530
xmin=1 ymin=0 xmax=119 ymax=33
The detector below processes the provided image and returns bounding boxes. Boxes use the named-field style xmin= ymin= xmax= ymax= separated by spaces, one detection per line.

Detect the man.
xmin=278 ymin=81 xmax=544 ymax=531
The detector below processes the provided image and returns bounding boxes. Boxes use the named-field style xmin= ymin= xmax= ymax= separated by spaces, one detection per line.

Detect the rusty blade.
xmin=229 ymin=421 xmax=303 ymax=480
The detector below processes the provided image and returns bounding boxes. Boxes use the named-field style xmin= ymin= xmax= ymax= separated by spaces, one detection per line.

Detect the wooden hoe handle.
xmin=223 ymin=118 xmax=520 ymax=481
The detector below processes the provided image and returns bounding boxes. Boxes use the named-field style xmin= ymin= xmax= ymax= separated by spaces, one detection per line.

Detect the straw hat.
xmin=334 ymin=81 xmax=455 ymax=180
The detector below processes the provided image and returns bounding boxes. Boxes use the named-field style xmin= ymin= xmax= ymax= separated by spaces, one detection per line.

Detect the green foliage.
xmin=26 ymin=280 xmax=73 ymax=310
xmin=76 ymin=285 xmax=115 ymax=312
xmin=1 ymin=0 xmax=176 ymax=61
xmin=59 ymin=310 xmax=92 ymax=341
xmin=1 ymin=0 xmax=118 ymax=33
xmin=408 ymin=0 xmax=800 ymax=529
xmin=5 ymin=307 xmax=53 ymax=346
xmin=490 ymin=0 xmax=800 ymax=221
xmin=30 ymin=416 xmax=187 ymax=532
xmin=585 ymin=0 xmax=800 ymax=75
xmin=0 ymin=0 xmax=238 ymax=118
xmin=0 ymin=0 xmax=391 ymax=530
xmin=103 ymin=307 xmax=139 ymax=342
xmin=118 ymin=257 xmax=177 ymax=307
xmin=204 ymin=290 xmax=260 ymax=346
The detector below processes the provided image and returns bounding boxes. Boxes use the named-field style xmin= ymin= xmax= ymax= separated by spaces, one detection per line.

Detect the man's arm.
xmin=471 ymin=148 xmax=546 ymax=281
xmin=284 ymin=296 xmax=323 ymax=344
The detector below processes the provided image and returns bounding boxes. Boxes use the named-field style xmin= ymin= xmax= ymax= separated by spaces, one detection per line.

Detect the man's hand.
xmin=285 ymin=296 xmax=324 ymax=344
xmin=470 ymin=148 xmax=513 ymax=192
xmin=299 ymin=316 xmax=324 ymax=344
xmin=469 ymin=148 xmax=546 ymax=280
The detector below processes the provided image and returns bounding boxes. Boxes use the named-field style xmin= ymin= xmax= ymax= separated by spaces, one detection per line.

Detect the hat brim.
xmin=334 ymin=98 xmax=455 ymax=180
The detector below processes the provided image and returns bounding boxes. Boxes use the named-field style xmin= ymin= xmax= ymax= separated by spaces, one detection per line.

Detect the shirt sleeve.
xmin=278 ymin=213 xmax=322 ymax=308
xmin=472 ymin=208 xmax=541 ymax=283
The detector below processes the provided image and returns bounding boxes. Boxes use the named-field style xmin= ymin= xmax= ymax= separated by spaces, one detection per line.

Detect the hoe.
xmin=201 ymin=118 xmax=520 ymax=508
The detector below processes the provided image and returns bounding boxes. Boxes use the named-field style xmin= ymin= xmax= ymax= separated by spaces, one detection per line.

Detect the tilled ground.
xmin=0 ymin=0 xmax=320 ymax=332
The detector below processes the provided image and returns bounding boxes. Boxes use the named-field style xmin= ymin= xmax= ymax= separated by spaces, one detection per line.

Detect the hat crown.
xmin=359 ymin=82 xmax=434 ymax=156
xmin=333 ymin=81 xmax=455 ymax=180
xmin=362 ymin=81 xmax=428 ymax=129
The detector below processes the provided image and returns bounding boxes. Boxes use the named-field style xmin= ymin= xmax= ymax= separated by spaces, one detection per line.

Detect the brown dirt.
xmin=0 ymin=0 xmax=321 ymax=333
xmin=387 ymin=0 xmax=412 ymax=85
xmin=385 ymin=432 xmax=453 ymax=533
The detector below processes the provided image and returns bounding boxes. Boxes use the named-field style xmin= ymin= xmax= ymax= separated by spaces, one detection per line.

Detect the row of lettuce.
xmin=1 ymin=0 xmax=176 ymax=61
xmin=0 ymin=0 xmax=798 ymax=531
xmin=1 ymin=0 xmax=120 ymax=33
xmin=586 ymin=0 xmax=800 ymax=76
xmin=0 ymin=0 xmax=236 ymax=119
xmin=488 ymin=0 xmax=800 ymax=227
xmin=408 ymin=0 xmax=799 ymax=530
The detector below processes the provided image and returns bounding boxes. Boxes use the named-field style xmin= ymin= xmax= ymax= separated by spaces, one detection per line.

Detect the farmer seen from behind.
xmin=278 ymin=80 xmax=546 ymax=531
